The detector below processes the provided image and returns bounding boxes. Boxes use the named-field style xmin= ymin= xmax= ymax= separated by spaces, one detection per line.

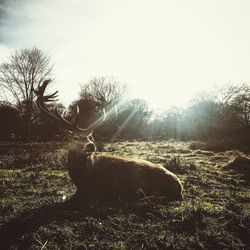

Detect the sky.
xmin=0 ymin=0 xmax=250 ymax=110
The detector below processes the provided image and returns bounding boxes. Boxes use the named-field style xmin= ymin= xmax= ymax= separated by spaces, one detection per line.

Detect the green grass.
xmin=0 ymin=140 xmax=249 ymax=249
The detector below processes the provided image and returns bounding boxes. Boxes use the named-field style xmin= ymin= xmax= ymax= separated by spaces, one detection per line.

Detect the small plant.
xmin=165 ymin=156 xmax=196 ymax=174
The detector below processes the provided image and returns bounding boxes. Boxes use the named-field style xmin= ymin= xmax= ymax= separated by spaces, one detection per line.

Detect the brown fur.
xmin=67 ymin=150 xmax=183 ymax=202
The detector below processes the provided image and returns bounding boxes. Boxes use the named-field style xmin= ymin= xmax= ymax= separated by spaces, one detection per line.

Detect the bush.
xmin=0 ymin=102 xmax=22 ymax=140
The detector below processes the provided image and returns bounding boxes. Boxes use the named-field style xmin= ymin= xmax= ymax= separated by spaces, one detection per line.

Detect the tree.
xmin=230 ymin=84 xmax=250 ymax=128
xmin=149 ymin=107 xmax=184 ymax=139
xmin=32 ymin=102 xmax=66 ymax=140
xmin=0 ymin=48 xmax=53 ymax=107
xmin=78 ymin=77 xmax=127 ymax=138
xmin=0 ymin=48 xmax=53 ymax=139
xmin=67 ymin=99 xmax=97 ymax=129
xmin=79 ymin=76 xmax=126 ymax=112
xmin=115 ymin=99 xmax=152 ymax=139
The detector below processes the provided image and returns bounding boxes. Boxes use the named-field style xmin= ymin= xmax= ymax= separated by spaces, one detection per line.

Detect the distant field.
xmin=0 ymin=140 xmax=249 ymax=249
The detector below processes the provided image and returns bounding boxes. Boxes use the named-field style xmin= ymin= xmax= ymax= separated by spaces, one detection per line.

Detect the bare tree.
xmin=0 ymin=48 xmax=53 ymax=140
xmin=77 ymin=77 xmax=127 ymax=139
xmin=228 ymin=83 xmax=250 ymax=128
xmin=0 ymin=48 xmax=53 ymax=108
xmin=79 ymin=76 xmax=127 ymax=111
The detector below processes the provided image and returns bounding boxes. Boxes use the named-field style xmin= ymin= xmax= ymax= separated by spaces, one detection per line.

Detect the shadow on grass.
xmin=0 ymin=195 xmax=172 ymax=249
xmin=0 ymin=196 xmax=92 ymax=249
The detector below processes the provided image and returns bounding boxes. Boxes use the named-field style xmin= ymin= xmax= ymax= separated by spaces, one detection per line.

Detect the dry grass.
xmin=223 ymin=151 xmax=250 ymax=180
xmin=0 ymin=140 xmax=249 ymax=249
xmin=188 ymin=138 xmax=243 ymax=152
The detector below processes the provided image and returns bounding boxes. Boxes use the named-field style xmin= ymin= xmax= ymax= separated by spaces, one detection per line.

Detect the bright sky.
xmin=0 ymin=0 xmax=250 ymax=110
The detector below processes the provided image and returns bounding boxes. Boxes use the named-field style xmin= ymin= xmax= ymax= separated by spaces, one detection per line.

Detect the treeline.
xmin=148 ymin=84 xmax=250 ymax=148
xmin=0 ymin=48 xmax=249 ymax=149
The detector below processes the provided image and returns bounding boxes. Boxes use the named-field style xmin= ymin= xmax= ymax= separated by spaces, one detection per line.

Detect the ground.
xmin=0 ymin=140 xmax=249 ymax=249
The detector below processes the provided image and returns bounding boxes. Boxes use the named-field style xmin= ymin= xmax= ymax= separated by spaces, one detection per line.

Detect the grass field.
xmin=0 ymin=140 xmax=249 ymax=249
